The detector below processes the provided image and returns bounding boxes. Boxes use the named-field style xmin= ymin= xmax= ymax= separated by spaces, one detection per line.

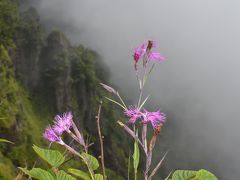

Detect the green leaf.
xmin=171 ymin=170 xmax=196 ymax=180
xmin=95 ymin=174 xmax=103 ymax=180
xmin=104 ymin=97 xmax=127 ymax=110
xmin=33 ymin=145 xmax=65 ymax=167
xmin=171 ymin=169 xmax=218 ymax=180
xmin=194 ymin=169 xmax=218 ymax=180
xmin=19 ymin=167 xmax=55 ymax=180
xmin=81 ymin=152 xmax=99 ymax=170
xmin=68 ymin=168 xmax=91 ymax=180
xmin=57 ymin=170 xmax=76 ymax=180
xmin=132 ymin=141 xmax=140 ymax=172
xmin=0 ymin=138 xmax=14 ymax=144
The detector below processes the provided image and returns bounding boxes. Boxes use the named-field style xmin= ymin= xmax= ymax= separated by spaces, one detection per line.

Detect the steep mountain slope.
xmin=0 ymin=1 xmax=128 ymax=179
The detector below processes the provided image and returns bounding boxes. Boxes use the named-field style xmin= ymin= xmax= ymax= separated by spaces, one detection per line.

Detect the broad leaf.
xmin=81 ymin=152 xmax=99 ymax=170
xmin=68 ymin=168 xmax=91 ymax=180
xmin=171 ymin=170 xmax=196 ymax=180
xmin=19 ymin=167 xmax=55 ymax=180
xmin=194 ymin=169 xmax=217 ymax=180
xmin=57 ymin=170 xmax=76 ymax=180
xmin=170 ymin=169 xmax=218 ymax=180
xmin=33 ymin=145 xmax=65 ymax=167
xmin=95 ymin=174 xmax=103 ymax=180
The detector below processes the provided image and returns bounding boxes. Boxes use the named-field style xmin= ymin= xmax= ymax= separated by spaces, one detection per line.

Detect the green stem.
xmin=134 ymin=171 xmax=137 ymax=180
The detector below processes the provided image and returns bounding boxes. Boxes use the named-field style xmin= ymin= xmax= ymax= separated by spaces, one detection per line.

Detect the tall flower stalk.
xmin=101 ymin=40 xmax=167 ymax=180
xmin=96 ymin=102 xmax=107 ymax=180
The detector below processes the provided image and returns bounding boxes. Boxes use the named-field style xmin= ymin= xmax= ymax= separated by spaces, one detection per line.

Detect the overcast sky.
xmin=32 ymin=0 xmax=240 ymax=178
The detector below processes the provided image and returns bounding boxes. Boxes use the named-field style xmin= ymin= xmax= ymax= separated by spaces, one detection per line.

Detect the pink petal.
xmin=148 ymin=52 xmax=165 ymax=62
xmin=133 ymin=43 xmax=147 ymax=62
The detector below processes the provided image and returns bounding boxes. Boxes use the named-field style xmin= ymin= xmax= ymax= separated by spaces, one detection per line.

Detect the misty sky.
xmin=32 ymin=0 xmax=240 ymax=178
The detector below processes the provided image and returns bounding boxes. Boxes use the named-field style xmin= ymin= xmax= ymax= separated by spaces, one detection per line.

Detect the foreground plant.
xmin=100 ymin=40 xmax=218 ymax=180
xmin=18 ymin=40 xmax=218 ymax=180
xmin=19 ymin=111 xmax=105 ymax=180
xmin=101 ymin=40 xmax=166 ymax=180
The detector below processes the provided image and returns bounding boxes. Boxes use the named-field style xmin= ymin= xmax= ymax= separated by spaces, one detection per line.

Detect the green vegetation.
xmin=0 ymin=1 xmax=128 ymax=179
xmin=0 ymin=0 xmax=19 ymax=47
xmin=169 ymin=169 xmax=217 ymax=180
xmin=0 ymin=45 xmax=20 ymax=128
xmin=0 ymin=1 xmax=218 ymax=179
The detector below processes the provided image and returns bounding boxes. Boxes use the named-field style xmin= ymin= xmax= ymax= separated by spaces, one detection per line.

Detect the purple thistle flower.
xmin=43 ymin=126 xmax=63 ymax=144
xmin=53 ymin=112 xmax=73 ymax=135
xmin=124 ymin=106 xmax=142 ymax=123
xmin=133 ymin=40 xmax=165 ymax=66
xmin=143 ymin=109 xmax=166 ymax=129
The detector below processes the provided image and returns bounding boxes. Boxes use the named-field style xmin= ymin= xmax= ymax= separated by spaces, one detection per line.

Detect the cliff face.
xmin=0 ymin=1 xmax=127 ymax=179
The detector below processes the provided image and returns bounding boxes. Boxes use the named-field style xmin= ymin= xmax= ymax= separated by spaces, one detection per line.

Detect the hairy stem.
xmin=63 ymin=143 xmax=96 ymax=180
xmin=96 ymin=102 xmax=107 ymax=180
xmin=142 ymin=124 xmax=149 ymax=180
xmin=117 ymin=121 xmax=147 ymax=155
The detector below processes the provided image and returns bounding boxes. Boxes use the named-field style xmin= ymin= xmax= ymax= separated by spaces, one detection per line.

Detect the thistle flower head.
xmin=53 ymin=112 xmax=73 ymax=135
xmin=124 ymin=106 xmax=142 ymax=123
xmin=43 ymin=126 xmax=63 ymax=144
xmin=133 ymin=40 xmax=165 ymax=67
xmin=143 ymin=109 xmax=166 ymax=129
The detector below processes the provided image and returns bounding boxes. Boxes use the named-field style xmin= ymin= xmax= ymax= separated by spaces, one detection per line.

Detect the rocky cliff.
xmin=0 ymin=1 xmax=128 ymax=179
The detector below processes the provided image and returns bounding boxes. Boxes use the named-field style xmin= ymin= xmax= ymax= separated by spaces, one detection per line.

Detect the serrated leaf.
xmin=95 ymin=174 xmax=103 ymax=180
xmin=81 ymin=152 xmax=99 ymax=170
xmin=33 ymin=145 xmax=65 ymax=167
xmin=68 ymin=168 xmax=91 ymax=180
xmin=57 ymin=170 xmax=76 ymax=180
xmin=194 ymin=169 xmax=218 ymax=180
xmin=0 ymin=138 xmax=14 ymax=144
xmin=19 ymin=167 xmax=55 ymax=180
xmin=132 ymin=141 xmax=140 ymax=172
xmin=171 ymin=169 xmax=218 ymax=180
xmin=171 ymin=170 xmax=196 ymax=180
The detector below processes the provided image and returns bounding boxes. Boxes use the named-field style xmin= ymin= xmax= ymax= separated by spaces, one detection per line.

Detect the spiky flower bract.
xmin=53 ymin=112 xmax=73 ymax=135
xmin=43 ymin=126 xmax=63 ymax=143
